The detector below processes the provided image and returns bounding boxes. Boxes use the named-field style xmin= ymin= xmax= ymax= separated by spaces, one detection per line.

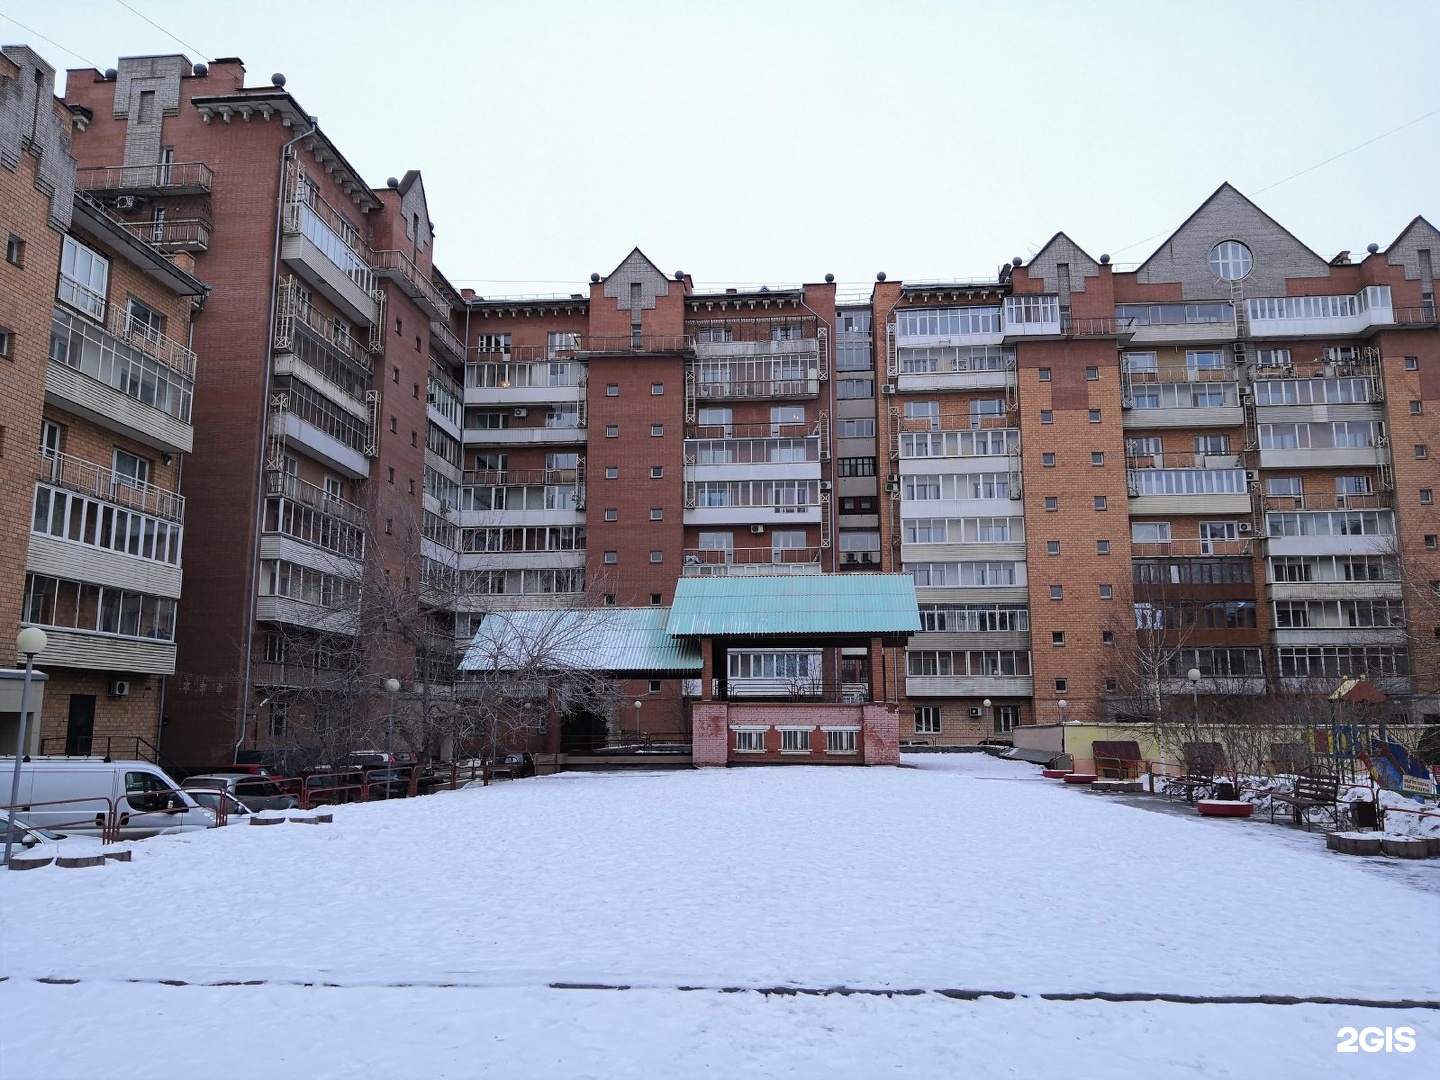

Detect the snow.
xmin=4 ymin=753 xmax=1437 ymax=1077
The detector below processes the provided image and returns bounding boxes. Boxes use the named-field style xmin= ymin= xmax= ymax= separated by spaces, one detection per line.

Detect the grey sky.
xmin=6 ymin=0 xmax=1438 ymax=297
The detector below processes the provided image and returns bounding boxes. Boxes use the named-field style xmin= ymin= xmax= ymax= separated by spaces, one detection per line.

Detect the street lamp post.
xmin=982 ymin=698 xmax=992 ymax=734
xmin=383 ymin=677 xmax=401 ymax=761
xmin=633 ymin=699 xmax=642 ymax=741
xmin=1057 ymin=699 xmax=1068 ymax=724
xmin=1186 ymin=668 xmax=1201 ymax=723
xmin=4 ymin=627 xmax=48 ymax=866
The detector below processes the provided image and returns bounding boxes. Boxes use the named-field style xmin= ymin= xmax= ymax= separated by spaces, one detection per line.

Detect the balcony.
xmin=75 ymin=162 xmax=213 ymax=197
xmin=254 ymin=595 xmax=361 ymax=636
xmin=1002 ymin=295 xmax=1063 ymax=339
xmin=37 ymin=449 xmax=183 ymax=523
xmin=1257 ymin=443 xmax=1389 ymax=470
xmin=463 ymin=422 xmax=587 ymax=447
xmin=18 ymin=625 xmax=176 ymax=675
xmin=906 ymin=675 xmax=1033 ymax=698
xmin=1246 ymin=287 xmax=1393 ymax=338
xmin=26 ymin=531 xmax=183 ymax=600
xmin=895 ymin=346 xmax=1015 ymax=393
xmin=463 ymin=467 xmax=580 ymax=487
xmin=270 ymin=409 xmax=370 ymax=479
xmin=119 ymin=217 xmax=211 ymax=253
xmin=281 ymin=195 xmax=380 ymax=325
xmin=1130 ymin=539 xmax=1254 ymax=558
xmin=1260 ymin=491 xmax=1390 ymax=513
xmin=47 ymin=310 xmax=194 ymax=454
xmin=1116 ymin=303 xmax=1236 ymax=345
xmin=373 ymin=249 xmax=451 ymax=321
xmin=680 ymin=547 xmax=824 ymax=576
xmin=1126 ymin=467 xmax=1251 ymax=515
xmin=265 ymin=471 xmax=366 ymax=525
xmin=1264 ymin=511 xmax=1396 ymax=557
xmin=430 ymin=320 xmax=466 ymax=365
xmin=693 ymin=375 xmax=820 ymax=401
xmin=250 ymin=662 xmax=353 ymax=691
xmin=465 ymin=361 xmax=586 ymax=406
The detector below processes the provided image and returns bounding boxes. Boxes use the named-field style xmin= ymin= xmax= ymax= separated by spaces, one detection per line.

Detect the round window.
xmin=1208 ymin=240 xmax=1253 ymax=281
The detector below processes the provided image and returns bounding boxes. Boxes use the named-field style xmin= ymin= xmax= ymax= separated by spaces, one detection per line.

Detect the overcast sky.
xmin=6 ymin=0 xmax=1438 ymax=298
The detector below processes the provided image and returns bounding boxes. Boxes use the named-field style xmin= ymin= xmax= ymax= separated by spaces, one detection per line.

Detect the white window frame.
xmin=822 ymin=727 xmax=860 ymax=755
xmin=732 ymin=727 xmax=766 ymax=753
xmin=914 ymin=706 xmax=941 ymax=735
xmin=778 ymin=727 xmax=814 ymax=754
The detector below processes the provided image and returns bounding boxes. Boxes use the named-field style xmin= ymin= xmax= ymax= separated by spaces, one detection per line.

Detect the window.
xmin=1050 ymin=585 xmax=1063 ymax=600
xmin=1411 ymin=401 xmax=1424 ymax=415
xmin=604 ymin=466 xmax=619 ymax=479
xmin=1046 ymin=541 xmax=1060 ymax=556
xmin=650 ymin=507 xmax=664 ymax=521
xmin=914 ymin=707 xmax=941 ymax=735
xmin=651 ymin=382 xmax=664 ymax=396
xmin=734 ymin=729 xmax=765 ymax=752
xmin=1054 ymin=679 xmax=1068 ymax=694
xmin=1044 ymin=497 xmax=1058 ymax=511
xmin=0 ymin=327 xmax=11 ymax=359
xmin=604 ymin=551 xmax=617 ymax=564
xmin=112 ymin=449 xmax=150 ymax=487
xmin=1267 ymin=477 xmax=1302 ymax=497
xmin=605 ymin=383 xmax=619 ymax=397
xmin=838 ymin=418 xmax=875 ymax=438
xmin=606 ymin=425 xmax=619 ymax=438
xmin=1404 ymin=356 xmax=1418 ymax=371
xmin=5 ymin=234 xmax=23 ymax=267
xmin=604 ymin=594 xmax=616 ymax=605
xmin=59 ymin=237 xmax=109 ymax=319
xmin=650 ymin=465 xmax=664 ymax=479
xmin=836 ymin=378 xmax=873 ymax=399
xmin=1208 ymin=240 xmax=1253 ymax=280
xmin=1417 ymin=445 xmax=1429 ymax=460
xmin=771 ymin=405 xmax=804 ymax=431
xmin=994 ymin=706 xmax=1019 ymax=733
xmin=1040 ymin=410 xmax=1053 ymax=424
xmin=1422 ymin=490 xmax=1434 ymax=506
xmin=604 ymin=508 xmax=618 ymax=521
xmin=1097 ymin=540 xmax=1110 ymax=555
xmin=904 ymin=401 xmax=939 ymax=429
xmin=1125 ymin=352 xmax=1159 ymax=374
xmin=651 ymin=424 xmax=664 ymax=437
xmin=650 ymin=550 xmax=663 ymax=563
xmin=1085 ymin=366 xmax=1099 ymax=381
xmin=1100 ymin=585 xmax=1113 ymax=599
xmin=780 ymin=728 xmax=812 ymax=753
xmin=1042 ymin=453 xmax=1056 ymax=467
xmin=1091 ymin=452 xmax=1104 ymax=466
xmin=1102 ymin=630 xmax=1115 ymax=645
xmin=1131 ymin=522 xmax=1171 ymax=543
xmin=1052 ymin=631 xmax=1066 ymax=647
xmin=1088 ymin=409 xmax=1102 ymax=423
xmin=1193 ymin=435 xmax=1231 ymax=454
xmin=1427 ymin=536 xmax=1438 ymax=550
xmin=1038 ymin=367 xmax=1052 ymax=382
xmin=837 ymin=457 xmax=877 ymax=478
xmin=1094 ymin=496 xmax=1108 ymax=511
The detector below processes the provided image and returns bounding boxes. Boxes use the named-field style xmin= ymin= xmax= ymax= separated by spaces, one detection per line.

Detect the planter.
xmin=1326 ymin=832 xmax=1384 ymax=856
xmin=1041 ymin=769 xmax=1071 ymax=779
xmin=1197 ymin=799 xmax=1254 ymax=818
xmin=1382 ymin=837 xmax=1430 ymax=860
xmin=1062 ymin=773 xmax=1098 ymax=785
xmin=8 ymin=855 xmax=53 ymax=871
xmin=56 ymin=855 xmax=106 ymax=868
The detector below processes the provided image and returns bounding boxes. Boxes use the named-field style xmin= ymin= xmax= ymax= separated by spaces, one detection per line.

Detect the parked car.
xmin=182 ymin=774 xmax=299 ymax=811
xmin=184 ymin=789 xmax=256 ymax=822
xmin=2 ymin=812 xmax=104 ymax=856
xmin=0 ymin=758 xmax=214 ymax=839
xmin=489 ymin=752 xmax=536 ymax=779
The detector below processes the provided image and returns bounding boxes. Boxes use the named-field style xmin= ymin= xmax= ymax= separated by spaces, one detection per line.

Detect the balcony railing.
xmin=373 ymin=249 xmax=451 ymax=319
xmin=694 ymin=377 xmax=819 ymax=401
xmin=682 ymin=546 xmax=823 ymax=567
xmin=1130 ymin=539 xmax=1254 ymax=558
xmin=430 ymin=320 xmax=467 ymax=363
xmin=1261 ymin=491 xmax=1391 ymax=512
xmin=284 ymin=190 xmax=376 ymax=294
xmin=1393 ymin=305 xmax=1438 ymax=327
xmin=75 ymin=162 xmax=214 ymax=194
xmin=49 ymin=307 xmax=194 ymax=422
xmin=36 ymin=449 xmax=185 ymax=522
xmin=274 ymin=279 xmax=374 ymax=370
xmin=264 ymin=470 xmax=367 ymax=526
xmin=463 ymin=468 xmax=579 ymax=487
xmin=103 ymin=303 xmax=198 ymax=379
xmin=1125 ymin=364 xmax=1239 ymax=384
xmin=118 ymin=218 xmax=211 ymax=253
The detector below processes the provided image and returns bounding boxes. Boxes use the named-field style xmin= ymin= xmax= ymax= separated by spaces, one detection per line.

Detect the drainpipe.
xmin=238 ymin=115 xmax=317 ymax=761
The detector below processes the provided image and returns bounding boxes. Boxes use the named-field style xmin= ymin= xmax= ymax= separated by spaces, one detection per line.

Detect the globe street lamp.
xmin=4 ymin=627 xmax=48 ymax=866
xmin=633 ymin=699 xmax=643 ymax=741
xmin=982 ymin=698 xmax=992 ymax=733
xmin=1186 ymin=668 xmax=1201 ymax=723
xmin=1057 ymin=699 xmax=1068 ymax=723
xmin=383 ymin=677 xmax=401 ymax=761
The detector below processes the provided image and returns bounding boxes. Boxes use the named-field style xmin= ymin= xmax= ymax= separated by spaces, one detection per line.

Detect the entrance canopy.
xmin=666 ymin=575 xmax=921 ymax=640
xmin=460 ymin=608 xmax=701 ymax=678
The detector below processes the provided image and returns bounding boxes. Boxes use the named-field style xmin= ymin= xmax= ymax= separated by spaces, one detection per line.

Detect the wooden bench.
xmin=1091 ymin=740 xmax=1145 ymax=780
xmin=1164 ymin=742 xmax=1227 ymax=804
xmin=1268 ymin=769 xmax=1341 ymax=831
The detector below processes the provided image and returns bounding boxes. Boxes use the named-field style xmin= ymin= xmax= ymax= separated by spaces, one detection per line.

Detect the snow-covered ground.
xmin=4 ymin=754 xmax=1437 ymax=1078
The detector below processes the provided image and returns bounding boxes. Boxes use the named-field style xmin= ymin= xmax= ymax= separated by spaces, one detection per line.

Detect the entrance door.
xmin=65 ymin=695 xmax=96 ymax=756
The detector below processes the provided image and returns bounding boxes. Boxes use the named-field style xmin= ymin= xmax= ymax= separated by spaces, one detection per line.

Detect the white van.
xmin=1 ymin=758 xmax=215 ymax=839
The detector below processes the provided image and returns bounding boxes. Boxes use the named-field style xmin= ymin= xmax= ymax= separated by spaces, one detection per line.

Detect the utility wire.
xmin=112 ymin=0 xmax=211 ymax=62
xmin=0 ymin=9 xmax=103 ymax=69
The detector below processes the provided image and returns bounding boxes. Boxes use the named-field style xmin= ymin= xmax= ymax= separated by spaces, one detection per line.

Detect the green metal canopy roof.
xmin=666 ymin=574 xmax=921 ymax=638
xmin=460 ymin=608 xmax=701 ymax=676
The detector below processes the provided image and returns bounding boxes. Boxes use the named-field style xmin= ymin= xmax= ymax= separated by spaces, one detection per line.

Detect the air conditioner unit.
xmin=108 ymin=680 xmax=131 ymax=698
xmin=750 ymin=524 xmax=765 ymax=534
xmin=1238 ymin=522 xmax=1254 ymax=534
xmin=818 ymin=481 xmax=833 ymax=491
xmin=882 ymin=384 xmax=896 ymax=395
xmin=1245 ymin=470 xmax=1260 ymax=483
xmin=513 ymin=408 xmax=528 ymax=417
xmin=969 ymin=707 xmax=982 ymax=717
xmin=1232 ymin=342 xmax=1247 ymax=357
xmin=114 ymin=195 xmax=137 ymax=210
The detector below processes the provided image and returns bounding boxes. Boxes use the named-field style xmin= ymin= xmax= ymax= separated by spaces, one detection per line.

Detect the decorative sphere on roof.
xmin=105 ymin=68 xmax=117 ymax=80
xmin=825 ymin=273 xmax=834 ymax=283
xmin=590 ymin=273 xmax=601 ymax=283
xmin=1012 ymin=257 xmax=1023 ymax=266
xmin=674 ymin=271 xmax=684 ymax=280
xmin=1100 ymin=254 xmax=1111 ymax=264
xmin=876 ymin=272 xmax=886 ymax=282
xmin=271 ymin=73 xmax=286 ymax=87
xmin=1367 ymin=243 xmax=1379 ymax=254
xmin=387 ymin=177 xmax=399 ymax=189
xmin=193 ymin=63 xmax=208 ymax=76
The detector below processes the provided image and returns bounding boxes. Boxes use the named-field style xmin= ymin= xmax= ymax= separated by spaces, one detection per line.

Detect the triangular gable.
xmin=1383 ymin=215 xmax=1440 ymax=283
xmin=1136 ymin=183 xmax=1329 ymax=300
xmin=1025 ymin=232 xmax=1101 ymax=295
xmin=602 ymin=247 xmax=671 ymax=312
xmin=395 ymin=169 xmax=432 ymax=254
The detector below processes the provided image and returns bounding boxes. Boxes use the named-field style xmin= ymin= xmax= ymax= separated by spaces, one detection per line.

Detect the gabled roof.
xmin=605 ymin=246 xmax=667 ymax=282
xmin=667 ymin=575 xmax=921 ymax=638
xmin=1383 ymin=214 xmax=1440 ymax=253
xmin=1029 ymin=231 xmax=1100 ymax=269
xmin=460 ymin=608 xmax=701 ymax=676
xmin=1135 ymin=182 xmax=1323 ymax=273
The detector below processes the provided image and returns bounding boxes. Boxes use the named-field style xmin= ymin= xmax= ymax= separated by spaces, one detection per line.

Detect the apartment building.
xmin=62 ymin=55 xmax=466 ymax=766
xmin=2 ymin=46 xmax=206 ymax=757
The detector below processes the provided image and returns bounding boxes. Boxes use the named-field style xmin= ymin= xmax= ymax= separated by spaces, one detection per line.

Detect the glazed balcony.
xmin=1002 ymin=295 xmax=1063 ymax=339
xmin=373 ymin=248 xmax=451 ymax=321
xmin=18 ymin=625 xmax=176 ymax=675
xmin=1126 ymin=467 xmax=1251 ymax=515
xmin=36 ymin=449 xmax=184 ymax=522
xmin=118 ymin=217 xmax=211 ymax=254
xmin=281 ymin=192 xmax=380 ymax=325
xmin=1246 ymin=287 xmax=1393 ymax=338
xmin=1115 ymin=302 xmax=1236 ymax=345
xmin=680 ymin=546 xmax=824 ymax=576
xmin=75 ymin=161 xmax=213 ymax=197
xmin=264 ymin=471 xmax=366 ymax=526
